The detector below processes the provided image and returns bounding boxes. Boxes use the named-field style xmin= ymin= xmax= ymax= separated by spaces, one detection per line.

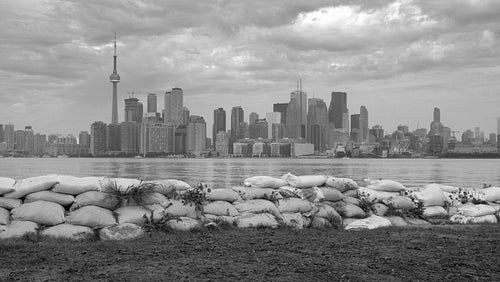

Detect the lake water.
xmin=0 ymin=158 xmax=499 ymax=189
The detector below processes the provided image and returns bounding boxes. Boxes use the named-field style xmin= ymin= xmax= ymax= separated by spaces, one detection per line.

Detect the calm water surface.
xmin=0 ymin=158 xmax=499 ymax=189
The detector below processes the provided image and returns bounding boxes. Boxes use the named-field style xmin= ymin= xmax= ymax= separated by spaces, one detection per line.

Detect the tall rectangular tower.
xmin=213 ymin=108 xmax=226 ymax=149
xmin=329 ymin=92 xmax=348 ymax=130
xmin=124 ymin=98 xmax=143 ymax=123
xmin=231 ymin=106 xmax=244 ymax=139
xmin=147 ymin=93 xmax=157 ymax=113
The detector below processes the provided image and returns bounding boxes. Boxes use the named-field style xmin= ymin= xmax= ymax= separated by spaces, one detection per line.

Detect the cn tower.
xmin=109 ymin=33 xmax=120 ymax=124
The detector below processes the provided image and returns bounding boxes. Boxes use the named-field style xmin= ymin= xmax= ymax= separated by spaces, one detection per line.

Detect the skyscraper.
xmin=120 ymin=122 xmax=140 ymax=154
xmin=107 ymin=124 xmax=121 ymax=152
xmin=249 ymin=112 xmax=259 ymax=125
xmin=434 ymin=107 xmax=440 ymax=123
xmin=109 ymin=34 xmax=120 ymax=125
xmin=24 ymin=126 xmax=34 ymax=154
xmin=124 ymin=97 xmax=143 ymax=123
xmin=0 ymin=124 xmax=3 ymax=143
xmin=4 ymin=124 xmax=15 ymax=151
xmin=266 ymin=112 xmax=281 ymax=141
xmin=249 ymin=119 xmax=268 ymax=139
xmin=187 ymin=115 xmax=207 ymax=156
xmin=307 ymin=98 xmax=328 ymax=152
xmin=289 ymin=87 xmax=307 ymax=138
xmin=79 ymin=131 xmax=91 ymax=147
xmin=90 ymin=121 xmax=107 ymax=156
xmin=231 ymin=106 xmax=244 ymax=139
xmin=273 ymin=103 xmax=288 ymax=125
xmin=359 ymin=106 xmax=369 ymax=143
xmin=351 ymin=114 xmax=361 ymax=143
xmin=147 ymin=93 xmax=157 ymax=113
xmin=212 ymin=108 xmax=226 ymax=149
xmin=165 ymin=88 xmax=184 ymax=126
xmin=140 ymin=123 xmax=175 ymax=155
xmin=286 ymin=96 xmax=301 ymax=139
xmin=329 ymin=92 xmax=348 ymax=130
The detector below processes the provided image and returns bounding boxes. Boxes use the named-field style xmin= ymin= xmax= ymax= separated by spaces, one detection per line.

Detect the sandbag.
xmin=422 ymin=206 xmax=448 ymax=219
xmin=404 ymin=217 xmax=431 ymax=226
xmin=458 ymin=204 xmax=496 ymax=217
xmin=282 ymin=173 xmax=326 ymax=188
xmin=233 ymin=199 xmax=283 ymax=220
xmin=41 ymin=224 xmax=94 ymax=240
xmin=4 ymin=175 xmax=59 ymax=199
xmin=100 ymin=177 xmax=143 ymax=193
xmin=0 ymin=197 xmax=22 ymax=210
xmin=343 ymin=189 xmax=359 ymax=198
xmin=232 ymin=187 xmax=282 ymax=201
xmin=0 ymin=207 xmax=10 ymax=225
xmin=65 ymin=206 xmax=116 ymax=228
xmin=384 ymin=216 xmax=408 ymax=227
xmin=300 ymin=187 xmax=324 ymax=203
xmin=243 ymin=176 xmax=287 ymax=188
xmin=205 ymin=189 xmax=241 ymax=203
xmin=365 ymin=179 xmax=405 ymax=192
xmin=275 ymin=198 xmax=314 ymax=214
xmin=281 ymin=213 xmax=310 ymax=229
xmin=149 ymin=179 xmax=191 ymax=194
xmin=11 ymin=201 xmax=65 ymax=226
xmin=413 ymin=186 xmax=448 ymax=207
xmin=140 ymin=192 xmax=168 ymax=206
xmin=450 ymin=214 xmax=498 ymax=224
xmin=319 ymin=187 xmax=345 ymax=202
xmin=99 ymin=223 xmax=145 ymax=240
xmin=0 ymin=177 xmax=15 ymax=195
xmin=167 ymin=217 xmax=201 ymax=231
xmin=314 ymin=203 xmax=342 ymax=222
xmin=24 ymin=191 xmax=75 ymax=207
xmin=0 ymin=220 xmax=38 ymax=239
xmin=115 ymin=206 xmax=150 ymax=225
xmin=203 ymin=214 xmax=237 ymax=226
xmin=236 ymin=213 xmax=279 ymax=228
xmin=51 ymin=175 xmax=101 ymax=195
xmin=382 ymin=196 xmax=415 ymax=210
xmin=310 ymin=216 xmax=333 ymax=229
xmin=278 ymin=186 xmax=306 ymax=199
xmin=371 ymin=203 xmax=389 ymax=216
xmin=479 ymin=187 xmax=500 ymax=202
xmin=203 ymin=201 xmax=239 ymax=217
xmin=358 ymin=188 xmax=399 ymax=203
xmin=72 ymin=191 xmax=119 ymax=210
xmin=424 ymin=183 xmax=459 ymax=194
xmin=345 ymin=215 xmax=392 ymax=230
xmin=324 ymin=176 xmax=359 ymax=192
xmin=344 ymin=196 xmax=361 ymax=206
xmin=326 ymin=201 xmax=366 ymax=218
xmin=342 ymin=218 xmax=357 ymax=228
xmin=163 ymin=199 xmax=198 ymax=218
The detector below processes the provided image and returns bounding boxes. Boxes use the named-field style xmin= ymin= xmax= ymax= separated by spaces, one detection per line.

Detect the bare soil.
xmin=1 ymin=225 xmax=500 ymax=281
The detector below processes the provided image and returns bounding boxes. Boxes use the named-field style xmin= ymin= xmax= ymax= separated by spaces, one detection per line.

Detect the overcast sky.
xmin=1 ymin=0 xmax=499 ymax=137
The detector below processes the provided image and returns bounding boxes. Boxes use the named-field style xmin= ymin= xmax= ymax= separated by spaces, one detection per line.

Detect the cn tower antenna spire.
xmin=109 ymin=32 xmax=120 ymax=124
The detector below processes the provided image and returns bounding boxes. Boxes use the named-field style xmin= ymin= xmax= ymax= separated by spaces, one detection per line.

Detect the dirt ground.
xmin=1 ymin=225 xmax=500 ymax=281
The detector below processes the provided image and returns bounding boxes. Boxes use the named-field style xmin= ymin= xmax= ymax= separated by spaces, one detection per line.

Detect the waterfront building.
xmin=79 ymin=131 xmax=90 ymax=147
xmin=249 ymin=119 xmax=268 ymax=139
xmin=56 ymin=134 xmax=77 ymax=145
xmin=359 ymin=106 xmax=369 ymax=143
xmin=182 ymin=107 xmax=190 ymax=126
xmin=415 ymin=128 xmax=427 ymax=140
xmin=215 ymin=131 xmax=229 ymax=156
xmin=351 ymin=114 xmax=361 ymax=143
xmin=286 ymin=95 xmax=303 ymax=139
xmin=124 ymin=97 xmax=143 ymax=124
xmin=48 ymin=134 xmax=59 ymax=144
xmin=307 ymin=98 xmax=328 ymax=152
xmin=488 ymin=133 xmax=496 ymax=145
xmin=273 ymin=103 xmax=288 ymax=125
xmin=147 ymin=93 xmax=157 ymax=113
xmin=106 ymin=124 xmax=121 ymax=153
xmin=34 ymin=133 xmax=46 ymax=155
xmin=230 ymin=106 xmax=244 ymax=154
xmin=0 ymin=124 xmax=3 ymax=143
xmin=397 ymin=125 xmax=409 ymax=134
xmin=271 ymin=123 xmax=285 ymax=142
xmin=24 ymin=126 xmax=34 ymax=154
xmin=369 ymin=125 xmax=384 ymax=143
xmin=120 ymin=121 xmax=140 ymax=154
xmin=164 ymin=88 xmax=183 ymax=126
xmin=329 ymin=92 xmax=348 ymax=132
xmin=4 ymin=124 xmax=14 ymax=151
xmin=266 ymin=112 xmax=281 ymax=140
xmin=233 ymin=142 xmax=253 ymax=157
xmin=14 ymin=130 xmax=25 ymax=152
xmin=47 ymin=143 xmax=89 ymax=157
xmin=212 ymin=108 xmax=226 ymax=149
xmin=252 ymin=142 xmax=271 ymax=157
xmin=288 ymin=86 xmax=308 ymax=139
xmin=140 ymin=123 xmax=174 ymax=155
xmin=434 ymin=107 xmax=440 ymax=123
xmin=429 ymin=134 xmax=443 ymax=154
xmin=187 ymin=115 xmax=207 ymax=156
xmin=292 ymin=143 xmax=314 ymax=157
xmin=109 ymin=34 xmax=120 ymax=125
xmin=461 ymin=129 xmax=474 ymax=144
xmin=90 ymin=121 xmax=107 ymax=156
xmin=175 ymin=125 xmax=187 ymax=154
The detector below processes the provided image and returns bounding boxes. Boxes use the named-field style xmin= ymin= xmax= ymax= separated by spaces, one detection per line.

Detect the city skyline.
xmin=1 ymin=1 xmax=500 ymax=136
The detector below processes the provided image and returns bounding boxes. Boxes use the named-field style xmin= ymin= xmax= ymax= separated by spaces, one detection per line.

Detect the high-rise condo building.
xmin=360 ymin=106 xmax=369 ymax=143
xmin=24 ymin=126 xmax=34 ymax=154
xmin=307 ymin=98 xmax=328 ymax=152
xmin=273 ymin=103 xmax=288 ymax=125
xmin=0 ymin=124 xmax=3 ymax=143
xmin=107 ymin=124 xmax=121 ymax=152
xmin=182 ymin=107 xmax=190 ymax=126
xmin=249 ymin=119 xmax=268 ymax=139
xmin=4 ymin=124 xmax=14 ymax=151
xmin=434 ymin=107 xmax=440 ymax=123
xmin=212 ymin=108 xmax=226 ymax=149
xmin=249 ymin=112 xmax=259 ymax=125
xmin=109 ymin=34 xmax=120 ymax=125
xmin=124 ymin=97 xmax=143 ymax=124
xmin=231 ymin=106 xmax=244 ymax=139
xmin=34 ymin=133 xmax=46 ymax=155
xmin=187 ymin=115 xmax=207 ymax=156
xmin=140 ymin=123 xmax=175 ymax=155
xmin=90 ymin=121 xmax=107 ymax=156
xmin=286 ymin=82 xmax=308 ymax=139
xmin=79 ymin=131 xmax=91 ymax=147
xmin=351 ymin=114 xmax=361 ymax=143
xmin=147 ymin=93 xmax=157 ymax=113
xmin=164 ymin=88 xmax=184 ymax=126
xmin=329 ymin=92 xmax=348 ymax=131
xmin=266 ymin=112 xmax=281 ymax=141
xmin=120 ymin=122 xmax=140 ymax=154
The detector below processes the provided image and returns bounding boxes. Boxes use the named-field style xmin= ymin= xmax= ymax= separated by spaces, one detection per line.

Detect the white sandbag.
xmin=275 ymin=198 xmax=314 ymax=214
xmin=232 ymin=187 xmax=282 ymax=201
xmin=384 ymin=216 xmax=408 ymax=227
xmin=0 ymin=197 xmax=22 ymax=210
xmin=365 ymin=179 xmax=405 ymax=192
xmin=413 ymin=186 xmax=448 ymax=207
xmin=100 ymin=177 xmax=143 ymax=193
xmin=424 ymin=183 xmax=459 ymax=194
xmin=72 ymin=191 xmax=119 ymax=210
xmin=205 ymin=189 xmax=241 ymax=203
xmin=236 ymin=213 xmax=279 ymax=228
xmin=140 ymin=192 xmax=168 ymax=206
xmin=450 ymin=214 xmax=498 ymax=224
xmin=343 ymin=189 xmax=359 ymax=198
xmin=203 ymin=201 xmax=239 ymax=217
xmin=233 ymin=199 xmax=282 ymax=220
xmin=282 ymin=173 xmax=326 ymax=188
xmin=358 ymin=188 xmax=398 ymax=203
xmin=149 ymin=179 xmax=191 ymax=194
xmin=278 ymin=186 xmax=306 ymax=199
xmin=314 ymin=203 xmax=342 ymax=221
xmin=24 ymin=191 xmax=75 ymax=207
xmin=0 ymin=177 xmax=15 ymax=195
xmin=319 ymin=187 xmax=345 ymax=202
xmin=422 ymin=206 xmax=448 ymax=219
xmin=0 ymin=220 xmax=38 ymax=239
xmin=115 ymin=206 xmax=150 ymax=225
xmin=342 ymin=218 xmax=358 ymax=228
xmin=310 ymin=216 xmax=333 ymax=229
xmin=99 ymin=223 xmax=145 ymax=240
xmin=324 ymin=176 xmax=359 ymax=192
xmin=479 ymin=187 xmax=500 ymax=202
xmin=51 ymin=175 xmax=101 ymax=195
xmin=163 ymin=199 xmax=198 ymax=218
xmin=65 ymin=206 xmax=116 ymax=228
xmin=203 ymin=214 xmax=238 ymax=225
xmin=0 ymin=207 xmax=10 ymax=225
xmin=371 ymin=203 xmax=389 ymax=216
xmin=326 ymin=201 xmax=366 ymax=218
xmin=41 ymin=224 xmax=94 ymax=240
xmin=3 ymin=175 xmax=59 ymax=199
xmin=243 ymin=176 xmax=287 ymax=188
xmin=458 ymin=204 xmax=496 ymax=217
xmin=382 ymin=196 xmax=415 ymax=210
xmin=345 ymin=215 xmax=392 ymax=230
xmin=281 ymin=213 xmax=309 ymax=229
xmin=167 ymin=217 xmax=201 ymax=231
xmin=11 ymin=201 xmax=65 ymax=226
xmin=344 ymin=196 xmax=361 ymax=206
